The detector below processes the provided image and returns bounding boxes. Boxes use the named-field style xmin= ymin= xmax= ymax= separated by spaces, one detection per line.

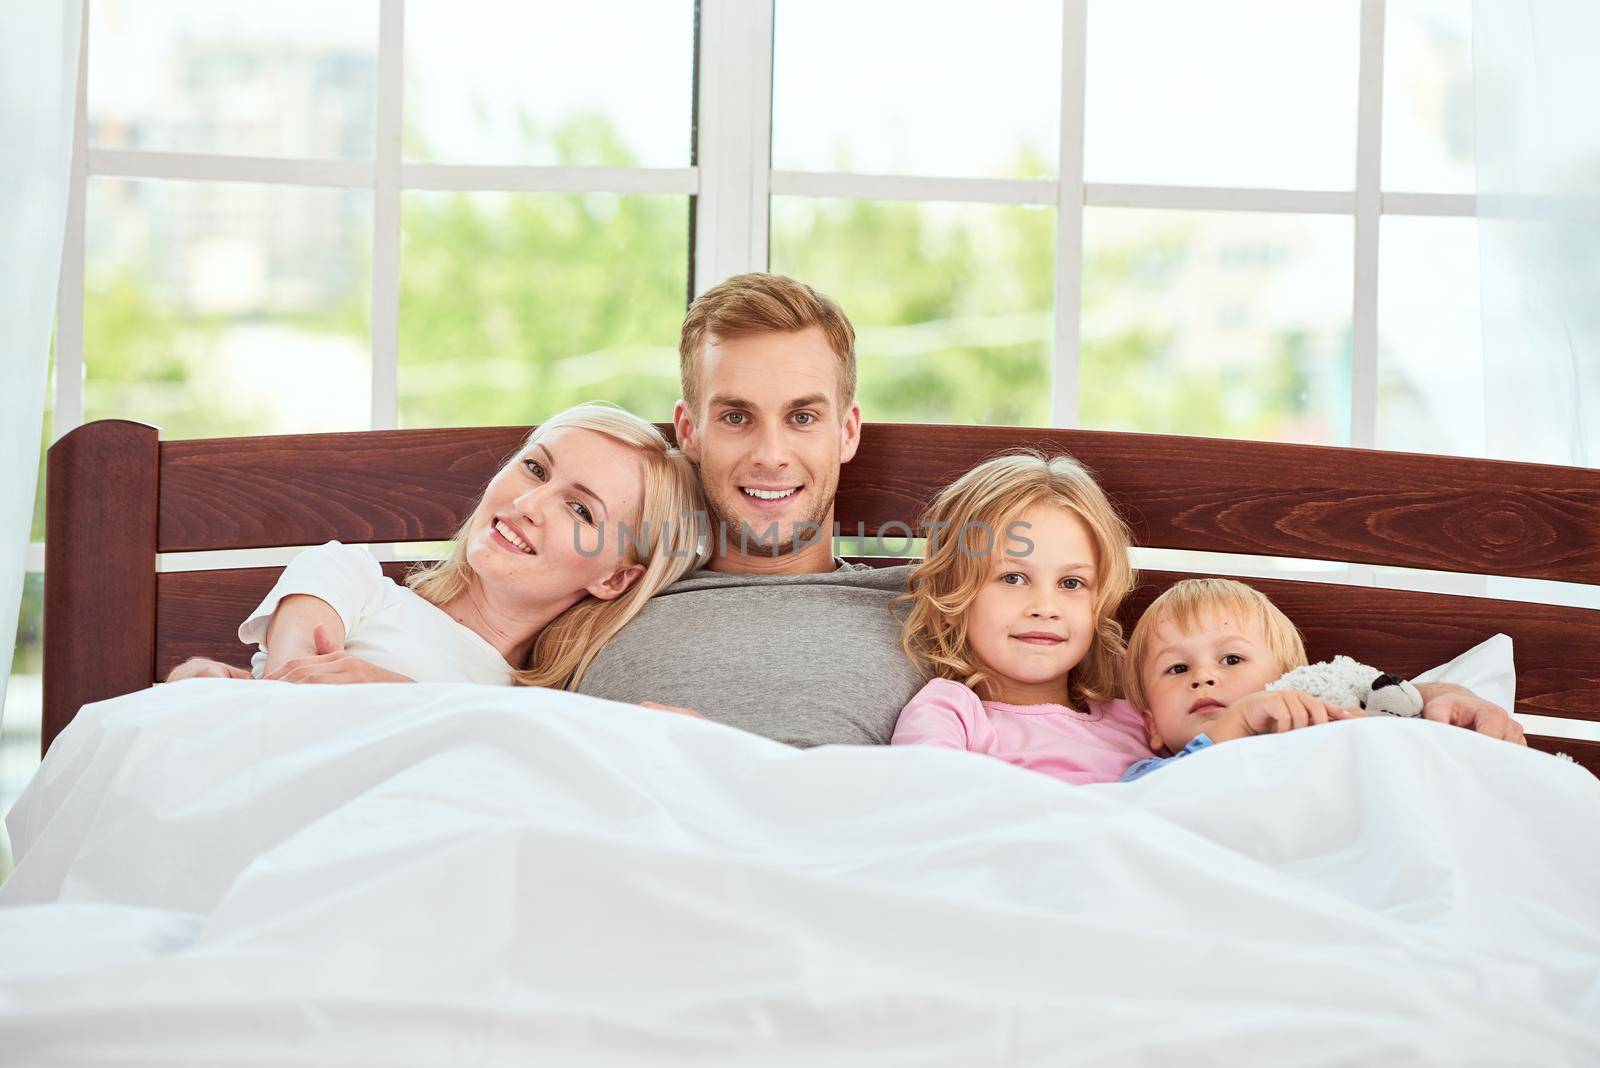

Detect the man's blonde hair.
xmin=679 ymin=272 xmax=856 ymax=418
xmin=407 ymin=403 xmax=708 ymax=690
xmin=1122 ymin=578 xmax=1309 ymax=713
xmin=898 ymin=452 xmax=1136 ymax=708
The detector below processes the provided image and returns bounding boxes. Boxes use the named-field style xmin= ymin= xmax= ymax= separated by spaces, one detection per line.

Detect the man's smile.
xmin=740 ymin=484 xmax=801 ymax=499
xmin=738 ymin=484 xmax=804 ymax=510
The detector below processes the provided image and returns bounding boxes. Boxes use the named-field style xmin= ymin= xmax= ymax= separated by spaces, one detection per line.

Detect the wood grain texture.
xmin=155 ymin=562 xmax=414 ymax=678
xmin=157 ymin=426 xmax=532 ymax=551
xmin=44 ymin=421 xmax=160 ymax=756
xmin=836 ymin=423 xmax=1600 ymax=584
xmin=153 ymin=423 xmax=1600 ymax=584
xmin=45 ymin=418 xmax=1600 ymax=769
xmin=153 ymin=562 xmax=1600 ymax=727
xmin=1527 ymin=736 xmax=1600 ymax=778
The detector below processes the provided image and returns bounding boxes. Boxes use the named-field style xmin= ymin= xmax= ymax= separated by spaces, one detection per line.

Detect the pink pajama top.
xmin=891 ymin=677 xmax=1155 ymax=785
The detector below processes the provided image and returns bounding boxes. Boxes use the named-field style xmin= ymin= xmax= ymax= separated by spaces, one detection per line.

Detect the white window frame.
xmin=760 ymin=0 xmax=1473 ymax=598
xmin=51 ymin=0 xmax=712 ymax=454
xmin=45 ymin=0 xmax=1477 ymax=474
xmin=767 ymin=0 xmax=1477 ymax=439
xmin=29 ymin=0 xmax=1473 ymax=591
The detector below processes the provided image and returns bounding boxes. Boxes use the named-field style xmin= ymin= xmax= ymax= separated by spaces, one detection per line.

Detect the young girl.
xmin=891 ymin=452 xmax=1152 ymax=784
xmin=168 ymin=403 xmax=708 ymax=691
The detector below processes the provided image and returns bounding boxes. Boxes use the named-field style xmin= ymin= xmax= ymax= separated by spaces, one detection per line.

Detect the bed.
xmin=6 ymin=419 xmax=1598 ymax=1064
xmin=40 ymin=417 xmax=1600 ymax=770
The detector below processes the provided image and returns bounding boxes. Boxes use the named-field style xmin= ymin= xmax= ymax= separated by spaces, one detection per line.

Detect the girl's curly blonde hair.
xmin=897 ymin=451 xmax=1136 ymax=707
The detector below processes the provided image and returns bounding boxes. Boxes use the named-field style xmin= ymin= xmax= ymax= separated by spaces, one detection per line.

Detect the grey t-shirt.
xmin=577 ymin=562 xmax=927 ymax=748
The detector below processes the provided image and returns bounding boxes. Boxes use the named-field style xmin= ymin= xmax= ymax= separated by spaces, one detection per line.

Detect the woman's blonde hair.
xmin=897 ymin=451 xmax=1136 ymax=707
xmin=407 ymin=403 xmax=708 ymax=690
xmin=1121 ymin=578 xmax=1309 ymax=713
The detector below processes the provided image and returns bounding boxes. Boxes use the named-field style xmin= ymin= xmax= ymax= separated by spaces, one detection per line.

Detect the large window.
xmin=4 ymin=0 xmax=1507 ymax=877
xmin=3 ymin=0 xmax=701 ymax=879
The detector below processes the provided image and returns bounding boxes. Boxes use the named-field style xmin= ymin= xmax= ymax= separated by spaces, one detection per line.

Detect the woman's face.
xmin=463 ymin=426 xmax=648 ymax=614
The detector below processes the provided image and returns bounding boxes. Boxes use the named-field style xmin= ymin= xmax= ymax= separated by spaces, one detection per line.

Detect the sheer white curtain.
xmin=0 ymin=2 xmax=83 ymax=722
xmin=1474 ymin=0 xmax=1600 ymax=468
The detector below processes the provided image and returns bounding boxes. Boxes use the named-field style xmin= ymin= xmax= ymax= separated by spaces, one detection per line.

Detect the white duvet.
xmin=2 ymin=682 xmax=1598 ymax=1066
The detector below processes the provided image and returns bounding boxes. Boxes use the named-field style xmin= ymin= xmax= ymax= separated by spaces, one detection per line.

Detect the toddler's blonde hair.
xmin=1122 ymin=578 xmax=1309 ymax=713
xmin=898 ymin=451 xmax=1135 ymax=707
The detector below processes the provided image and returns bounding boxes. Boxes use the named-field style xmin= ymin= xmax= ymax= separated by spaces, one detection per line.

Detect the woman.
xmin=168 ymin=404 xmax=707 ymax=690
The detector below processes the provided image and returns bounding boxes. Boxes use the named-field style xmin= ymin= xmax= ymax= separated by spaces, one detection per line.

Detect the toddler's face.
xmin=964 ymin=503 xmax=1098 ymax=706
xmin=1139 ymin=609 xmax=1284 ymax=751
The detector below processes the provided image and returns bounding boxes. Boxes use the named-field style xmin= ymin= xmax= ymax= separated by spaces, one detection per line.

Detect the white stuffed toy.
xmin=1266 ymin=655 xmax=1425 ymax=717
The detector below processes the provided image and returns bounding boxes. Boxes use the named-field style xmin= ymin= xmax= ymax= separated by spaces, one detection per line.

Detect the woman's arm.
xmin=166 ymin=657 xmax=252 ymax=682
xmin=266 ymin=623 xmax=416 ymax=684
xmin=261 ymin=594 xmax=346 ymax=677
xmin=1415 ymin=682 xmax=1526 ymax=743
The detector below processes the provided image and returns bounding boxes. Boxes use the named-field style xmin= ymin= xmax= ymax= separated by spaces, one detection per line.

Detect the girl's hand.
xmin=640 ymin=700 xmax=706 ymax=720
xmin=166 ymin=657 xmax=253 ymax=682
xmin=265 ymin=625 xmax=415 ymax=685
xmin=1224 ymin=690 xmax=1361 ymax=738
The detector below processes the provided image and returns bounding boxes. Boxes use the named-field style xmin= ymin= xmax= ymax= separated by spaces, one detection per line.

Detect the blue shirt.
xmin=1121 ymin=733 xmax=1216 ymax=782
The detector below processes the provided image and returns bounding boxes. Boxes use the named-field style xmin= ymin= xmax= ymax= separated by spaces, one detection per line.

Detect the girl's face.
xmin=964 ymin=503 xmax=1099 ymax=706
xmin=463 ymin=427 xmax=648 ymax=614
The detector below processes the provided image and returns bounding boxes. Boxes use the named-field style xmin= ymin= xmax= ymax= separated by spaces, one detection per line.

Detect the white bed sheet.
xmin=2 ymin=681 xmax=1598 ymax=1066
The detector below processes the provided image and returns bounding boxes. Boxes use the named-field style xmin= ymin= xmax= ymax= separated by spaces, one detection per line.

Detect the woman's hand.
xmin=265 ymin=625 xmax=415 ymax=685
xmin=166 ymin=657 xmax=253 ymax=682
xmin=640 ymin=700 xmax=706 ymax=719
xmin=1417 ymin=683 xmax=1526 ymax=744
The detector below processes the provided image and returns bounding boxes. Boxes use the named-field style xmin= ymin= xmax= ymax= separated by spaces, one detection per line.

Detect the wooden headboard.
xmin=44 ymin=418 xmax=1600 ymax=773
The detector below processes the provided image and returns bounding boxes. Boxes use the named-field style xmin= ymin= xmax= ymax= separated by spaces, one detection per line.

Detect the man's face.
xmin=1138 ymin=609 xmax=1285 ymax=752
xmin=674 ymin=327 xmax=861 ymax=564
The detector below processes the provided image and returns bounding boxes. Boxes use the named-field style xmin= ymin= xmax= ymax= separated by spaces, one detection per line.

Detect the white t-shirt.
xmin=238 ymin=542 xmax=516 ymax=685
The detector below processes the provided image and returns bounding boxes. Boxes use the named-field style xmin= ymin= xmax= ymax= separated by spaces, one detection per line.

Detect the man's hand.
xmin=264 ymin=625 xmax=416 ymax=684
xmin=640 ymin=700 xmax=706 ymax=720
xmin=166 ymin=657 xmax=252 ymax=682
xmin=1417 ymin=683 xmax=1526 ymax=744
xmin=1214 ymin=689 xmax=1361 ymax=740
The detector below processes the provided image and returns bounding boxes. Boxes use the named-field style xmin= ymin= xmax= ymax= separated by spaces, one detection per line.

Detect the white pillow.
xmin=1412 ymin=633 xmax=1516 ymax=713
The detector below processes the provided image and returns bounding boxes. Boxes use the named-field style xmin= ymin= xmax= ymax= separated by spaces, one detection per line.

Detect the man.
xmin=576 ymin=273 xmax=924 ymax=746
xmin=577 ymin=273 xmax=1526 ymax=749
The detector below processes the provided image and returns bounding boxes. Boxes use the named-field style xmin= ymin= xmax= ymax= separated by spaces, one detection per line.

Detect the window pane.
xmin=397 ymin=192 xmax=688 ymax=428
xmin=1081 ymin=208 xmax=1353 ymax=444
xmin=773 ymin=0 xmax=1062 ymax=179
xmin=89 ymin=1 xmax=377 ymax=159
xmin=1 ymin=573 xmax=44 ymax=886
xmin=1378 ymin=216 xmax=1484 ymax=456
xmin=1085 ymin=1 xmax=1358 ymax=189
xmin=405 ymin=2 xmax=694 ymax=168
xmin=1383 ymin=0 xmax=1475 ymax=193
xmin=85 ymin=179 xmax=373 ymax=438
xmin=770 ymin=198 xmax=1056 ymax=425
